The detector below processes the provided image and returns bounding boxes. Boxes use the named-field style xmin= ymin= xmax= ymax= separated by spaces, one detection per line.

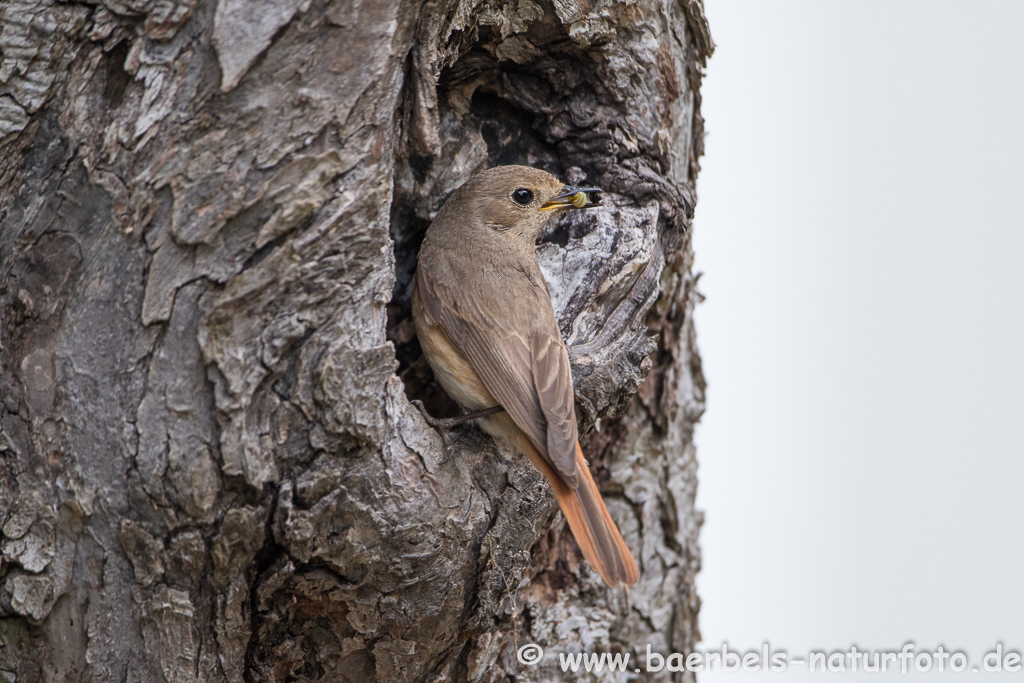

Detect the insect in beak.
xmin=541 ymin=186 xmax=603 ymax=210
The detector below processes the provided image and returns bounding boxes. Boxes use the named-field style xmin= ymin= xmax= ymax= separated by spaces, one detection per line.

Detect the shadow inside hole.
xmin=387 ymin=185 xmax=463 ymax=420
xmin=471 ymin=88 xmax=562 ymax=173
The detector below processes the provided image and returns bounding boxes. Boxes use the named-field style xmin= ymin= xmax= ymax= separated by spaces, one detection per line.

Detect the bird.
xmin=412 ymin=164 xmax=640 ymax=587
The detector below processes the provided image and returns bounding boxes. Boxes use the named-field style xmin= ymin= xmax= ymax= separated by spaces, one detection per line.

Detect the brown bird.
xmin=412 ymin=165 xmax=640 ymax=587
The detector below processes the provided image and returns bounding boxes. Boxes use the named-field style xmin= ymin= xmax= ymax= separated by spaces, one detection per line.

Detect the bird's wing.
xmin=416 ymin=263 xmax=580 ymax=487
xmin=530 ymin=322 xmax=580 ymax=484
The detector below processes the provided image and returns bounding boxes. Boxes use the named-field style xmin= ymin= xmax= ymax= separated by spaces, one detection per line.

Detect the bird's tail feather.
xmin=522 ymin=440 xmax=639 ymax=586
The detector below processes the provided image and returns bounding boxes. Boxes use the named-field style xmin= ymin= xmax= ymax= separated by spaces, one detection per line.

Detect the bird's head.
xmin=441 ymin=165 xmax=602 ymax=245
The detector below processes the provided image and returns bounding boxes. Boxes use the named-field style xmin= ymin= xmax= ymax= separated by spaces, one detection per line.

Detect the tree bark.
xmin=0 ymin=0 xmax=710 ymax=680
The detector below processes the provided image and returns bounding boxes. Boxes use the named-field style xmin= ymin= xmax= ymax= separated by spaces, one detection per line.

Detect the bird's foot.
xmin=410 ymin=401 xmax=505 ymax=464
xmin=411 ymin=400 xmax=457 ymax=462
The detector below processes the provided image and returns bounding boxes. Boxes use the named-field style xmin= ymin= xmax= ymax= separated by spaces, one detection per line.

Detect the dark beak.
xmin=540 ymin=185 xmax=603 ymax=210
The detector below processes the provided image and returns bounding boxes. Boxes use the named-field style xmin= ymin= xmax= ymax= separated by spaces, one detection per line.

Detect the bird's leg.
xmin=410 ymin=402 xmax=505 ymax=463
xmin=415 ymin=404 xmax=504 ymax=429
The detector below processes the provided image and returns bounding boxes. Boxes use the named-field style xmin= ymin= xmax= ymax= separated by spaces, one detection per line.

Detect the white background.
xmin=693 ymin=1 xmax=1024 ymax=679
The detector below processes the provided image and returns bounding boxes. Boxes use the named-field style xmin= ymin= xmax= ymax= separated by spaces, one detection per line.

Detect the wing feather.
xmin=532 ymin=326 xmax=579 ymax=483
xmin=416 ymin=261 xmax=579 ymax=487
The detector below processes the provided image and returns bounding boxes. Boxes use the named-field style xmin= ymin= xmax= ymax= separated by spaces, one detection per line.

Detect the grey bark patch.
xmin=140 ymin=586 xmax=198 ymax=683
xmin=0 ymin=95 xmax=28 ymax=139
xmin=9 ymin=573 xmax=52 ymax=621
xmin=118 ymin=519 xmax=165 ymax=587
xmin=212 ymin=0 xmax=310 ymax=92
xmin=2 ymin=512 xmax=55 ymax=573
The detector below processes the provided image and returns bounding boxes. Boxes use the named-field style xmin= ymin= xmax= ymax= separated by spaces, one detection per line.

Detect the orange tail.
xmin=522 ymin=441 xmax=639 ymax=586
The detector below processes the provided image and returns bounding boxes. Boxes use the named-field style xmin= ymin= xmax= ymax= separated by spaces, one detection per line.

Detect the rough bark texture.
xmin=0 ymin=0 xmax=710 ymax=681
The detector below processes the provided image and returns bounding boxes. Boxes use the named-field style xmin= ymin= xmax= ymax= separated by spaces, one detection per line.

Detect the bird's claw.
xmin=410 ymin=401 xmax=506 ymax=464
xmin=411 ymin=400 xmax=458 ymax=463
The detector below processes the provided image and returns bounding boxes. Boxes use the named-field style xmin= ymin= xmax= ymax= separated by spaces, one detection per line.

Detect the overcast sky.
xmin=692 ymin=1 xmax=1024 ymax=679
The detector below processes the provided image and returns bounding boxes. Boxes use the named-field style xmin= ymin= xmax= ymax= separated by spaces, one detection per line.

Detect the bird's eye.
xmin=511 ymin=188 xmax=534 ymax=206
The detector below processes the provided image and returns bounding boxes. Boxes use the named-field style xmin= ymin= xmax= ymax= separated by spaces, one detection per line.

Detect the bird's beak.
xmin=540 ymin=186 xmax=603 ymax=210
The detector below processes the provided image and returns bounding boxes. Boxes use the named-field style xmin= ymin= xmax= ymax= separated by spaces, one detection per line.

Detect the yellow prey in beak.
xmin=540 ymin=186 xmax=603 ymax=210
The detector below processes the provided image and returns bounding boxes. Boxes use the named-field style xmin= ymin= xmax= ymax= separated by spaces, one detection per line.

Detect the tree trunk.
xmin=0 ymin=0 xmax=710 ymax=680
